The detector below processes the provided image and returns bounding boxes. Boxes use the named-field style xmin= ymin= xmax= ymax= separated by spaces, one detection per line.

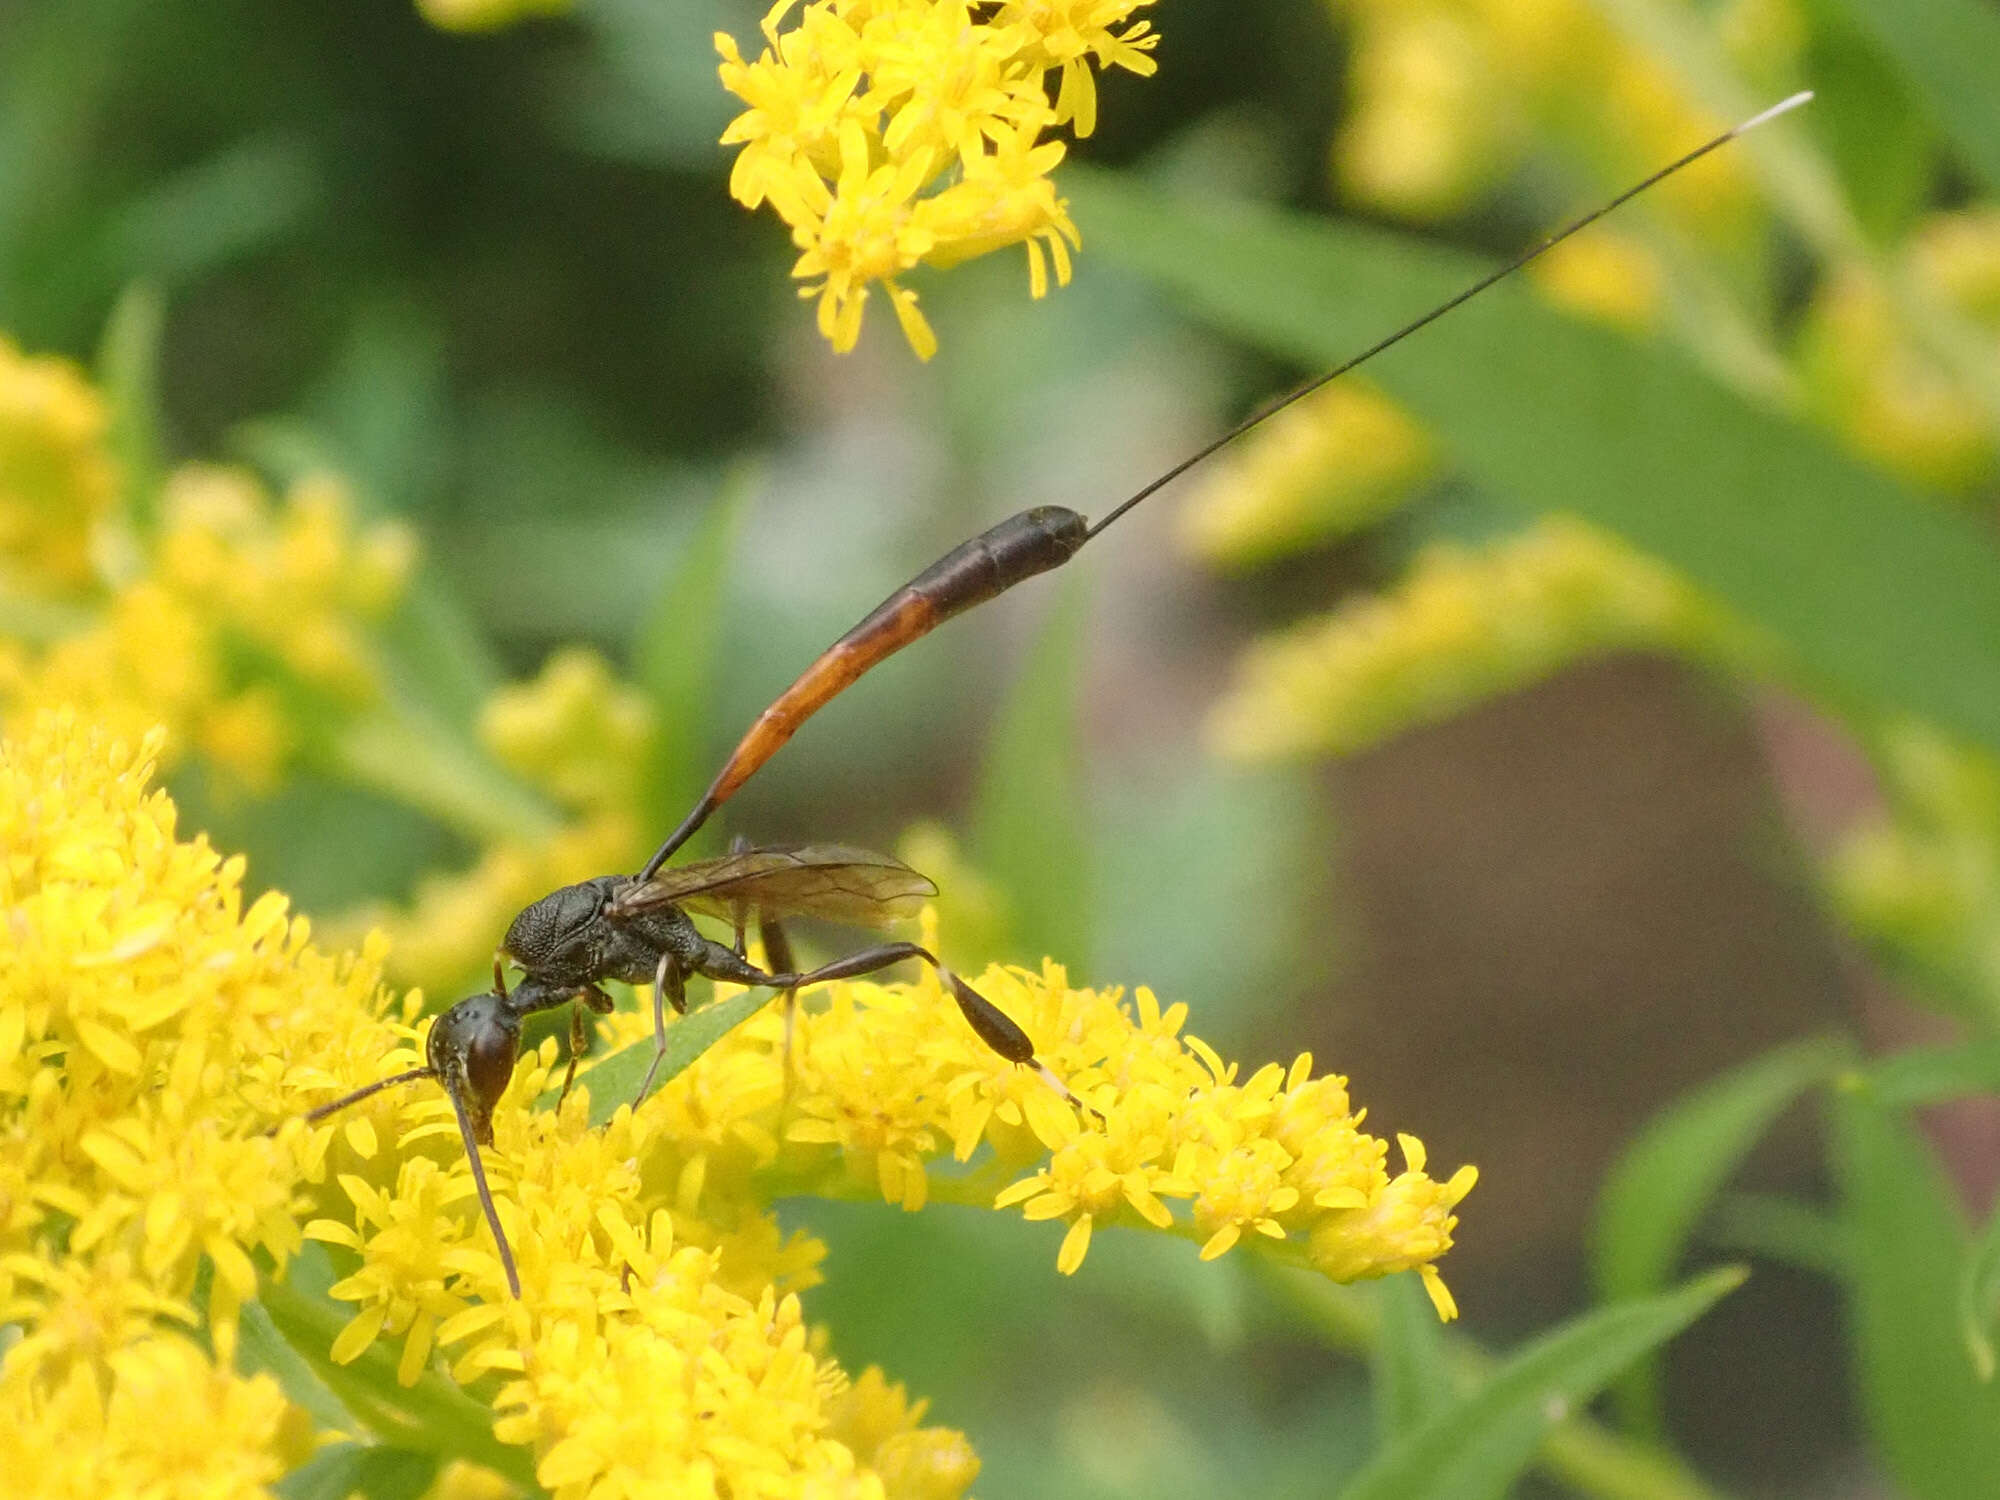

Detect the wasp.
xmin=298 ymin=94 xmax=1814 ymax=1297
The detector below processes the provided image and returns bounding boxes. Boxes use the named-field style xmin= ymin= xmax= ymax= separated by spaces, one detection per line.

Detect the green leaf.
xmin=1961 ymin=1195 xmax=2000 ymax=1382
xmin=1591 ymin=1037 xmax=1845 ymax=1431
xmin=1858 ymin=1036 xmax=2000 ymax=1106
xmin=634 ymin=467 xmax=753 ymax=846
xmin=1797 ymin=0 xmax=1936 ymax=241
xmin=969 ymin=572 xmax=1093 ymax=967
xmin=1704 ymin=1192 xmax=1852 ymax=1280
xmin=278 ymin=1444 xmax=438 ymax=1500
xmin=325 ymin=709 xmax=558 ymax=847
xmin=1823 ymin=0 xmax=2000 ymax=195
xmin=1068 ymin=170 xmax=2000 ymax=758
xmin=543 ymin=988 xmax=772 ymax=1128
xmin=237 ymin=1296 xmax=361 ymax=1435
xmin=101 ymin=134 xmax=320 ymax=289
xmin=1333 ymin=1269 xmax=1744 ymax=1500
xmin=95 ymin=281 xmax=165 ymax=532
xmin=1832 ymin=1089 xmax=2000 ymax=1498
xmin=258 ymin=1251 xmax=537 ymax=1491
xmin=1372 ymin=1271 xmax=1451 ymax=1443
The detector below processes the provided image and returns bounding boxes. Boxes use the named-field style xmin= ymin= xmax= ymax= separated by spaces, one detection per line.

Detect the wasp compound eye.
xmin=428 ymin=992 xmax=521 ymax=1147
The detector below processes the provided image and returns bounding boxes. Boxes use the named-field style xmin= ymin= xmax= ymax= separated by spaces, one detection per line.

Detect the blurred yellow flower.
xmin=1327 ymin=0 xmax=1755 ymax=237
xmin=1177 ymin=381 xmax=1435 ymax=567
xmin=1799 ymin=210 xmax=2000 ymax=495
xmin=1831 ymin=725 xmax=2000 ymax=1024
xmin=1207 ymin=517 xmax=1731 ymax=761
xmin=717 ymin=0 xmax=1157 ymax=357
xmin=1528 ymin=225 xmax=1664 ymax=333
xmin=2 ymin=459 xmax=414 ymax=789
xmin=0 ymin=336 xmax=119 ymax=595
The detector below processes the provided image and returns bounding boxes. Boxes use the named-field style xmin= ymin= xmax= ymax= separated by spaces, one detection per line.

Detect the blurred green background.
xmin=9 ymin=0 xmax=2000 ymax=1495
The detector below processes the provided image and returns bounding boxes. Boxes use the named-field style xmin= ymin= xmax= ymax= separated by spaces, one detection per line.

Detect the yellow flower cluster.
xmin=1328 ymin=0 xmax=1756 ymax=237
xmin=1830 ymin=724 xmax=2000 ymax=1025
xmin=351 ymin=647 xmax=650 ymax=995
xmin=0 ymin=711 xmax=363 ymax=1490
xmin=717 ymin=0 xmax=1160 ymax=358
xmin=1 ymin=448 xmax=414 ymax=790
xmin=1 ymin=708 xmax=977 ymax=1496
xmin=5 ymin=705 xmax=1474 ymax=1490
xmin=1798 ymin=209 xmax=2000 ymax=494
xmin=1177 ymin=381 xmax=1436 ymax=569
xmin=0 ymin=337 xmax=119 ymax=595
xmin=1206 ymin=517 xmax=1730 ymax=762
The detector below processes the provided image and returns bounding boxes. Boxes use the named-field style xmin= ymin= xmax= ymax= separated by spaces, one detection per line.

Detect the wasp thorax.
xmin=502 ymin=875 xmax=620 ymax=974
xmin=427 ymin=992 xmax=521 ymax=1145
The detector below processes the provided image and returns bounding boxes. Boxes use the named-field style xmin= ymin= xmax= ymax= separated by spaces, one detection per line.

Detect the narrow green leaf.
xmin=279 ymin=1444 xmax=438 ymax=1500
xmin=1069 ymin=170 xmax=2000 ymax=758
xmin=1372 ymin=1271 xmax=1451 ymax=1444
xmin=1797 ymin=0 xmax=1934 ymax=241
xmin=1961 ymin=1196 xmax=2000 ymax=1382
xmin=1858 ymin=1036 xmax=2000 ymax=1106
xmin=1704 ymin=1192 xmax=1852 ymax=1280
xmin=325 ymin=709 xmax=558 ymax=847
xmin=1334 ymin=1269 xmax=1744 ymax=1500
xmin=102 ymin=134 xmax=320 ymax=289
xmin=1832 ymin=1089 xmax=2000 ymax=1498
xmin=542 ymin=988 xmax=772 ymax=1128
xmin=634 ymin=468 xmax=754 ymax=846
xmin=237 ymin=1296 xmax=361 ymax=1435
xmin=969 ymin=572 xmax=1092 ymax=967
xmin=259 ymin=1253 xmax=537 ymax=1490
xmin=95 ymin=281 xmax=165 ymax=532
xmin=1824 ymin=0 xmax=2000 ymax=195
xmin=1591 ymin=1038 xmax=1845 ymax=1431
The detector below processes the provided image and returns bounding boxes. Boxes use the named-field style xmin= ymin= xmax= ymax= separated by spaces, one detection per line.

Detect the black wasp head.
xmin=501 ymin=875 xmax=621 ymax=985
xmin=426 ymin=991 xmax=522 ymax=1146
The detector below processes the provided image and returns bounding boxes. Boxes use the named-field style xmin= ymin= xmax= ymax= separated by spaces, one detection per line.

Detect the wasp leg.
xmin=756 ymin=910 xmax=800 ymax=1105
xmin=729 ymin=834 xmax=755 ymax=957
xmin=633 ymin=952 xmax=688 ymax=1109
xmin=554 ymin=984 xmax=615 ymax=1110
xmin=690 ymin=939 xmax=1093 ymax=1117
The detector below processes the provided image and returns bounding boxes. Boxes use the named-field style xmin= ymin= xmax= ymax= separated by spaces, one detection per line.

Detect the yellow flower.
xmin=1333 ymin=6 xmax=1511 ymax=218
xmin=0 ymin=711 xmax=399 ymax=1364
xmin=717 ymin=0 xmax=1147 ymax=357
xmin=1177 ymin=381 xmax=1435 ymax=567
xmin=1528 ymin=226 xmax=1664 ymax=332
xmin=1207 ymin=517 xmax=1732 ymax=762
xmin=481 ymin=646 xmax=655 ymax=814
xmin=0 ymin=1336 xmax=305 ymax=1500
xmin=2 ymin=464 xmax=414 ymax=787
xmin=1830 ymin=725 xmax=2000 ymax=1020
xmin=0 ymin=336 xmax=119 ymax=595
xmin=2 ymin=709 xmax=979 ymax=1494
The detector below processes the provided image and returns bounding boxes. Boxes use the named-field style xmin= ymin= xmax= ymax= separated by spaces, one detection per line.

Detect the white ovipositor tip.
xmin=1733 ymin=90 xmax=1814 ymax=137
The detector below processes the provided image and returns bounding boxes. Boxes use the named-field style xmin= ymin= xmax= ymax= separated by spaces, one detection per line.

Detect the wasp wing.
xmin=609 ymin=844 xmax=936 ymax=929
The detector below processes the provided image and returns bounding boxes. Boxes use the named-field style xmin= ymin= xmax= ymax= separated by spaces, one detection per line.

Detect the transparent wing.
xmin=608 ymin=844 xmax=936 ymax=929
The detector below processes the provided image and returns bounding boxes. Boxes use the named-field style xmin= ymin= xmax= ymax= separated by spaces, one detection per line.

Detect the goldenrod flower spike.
xmin=716 ymin=0 xmax=1151 ymax=357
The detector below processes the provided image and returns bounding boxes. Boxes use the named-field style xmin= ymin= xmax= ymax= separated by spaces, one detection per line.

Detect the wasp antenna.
xmin=290 ymin=1067 xmax=436 ymax=1131
xmin=444 ymin=1079 xmax=523 ymax=1300
xmin=1083 ymin=90 xmax=1815 ymax=542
